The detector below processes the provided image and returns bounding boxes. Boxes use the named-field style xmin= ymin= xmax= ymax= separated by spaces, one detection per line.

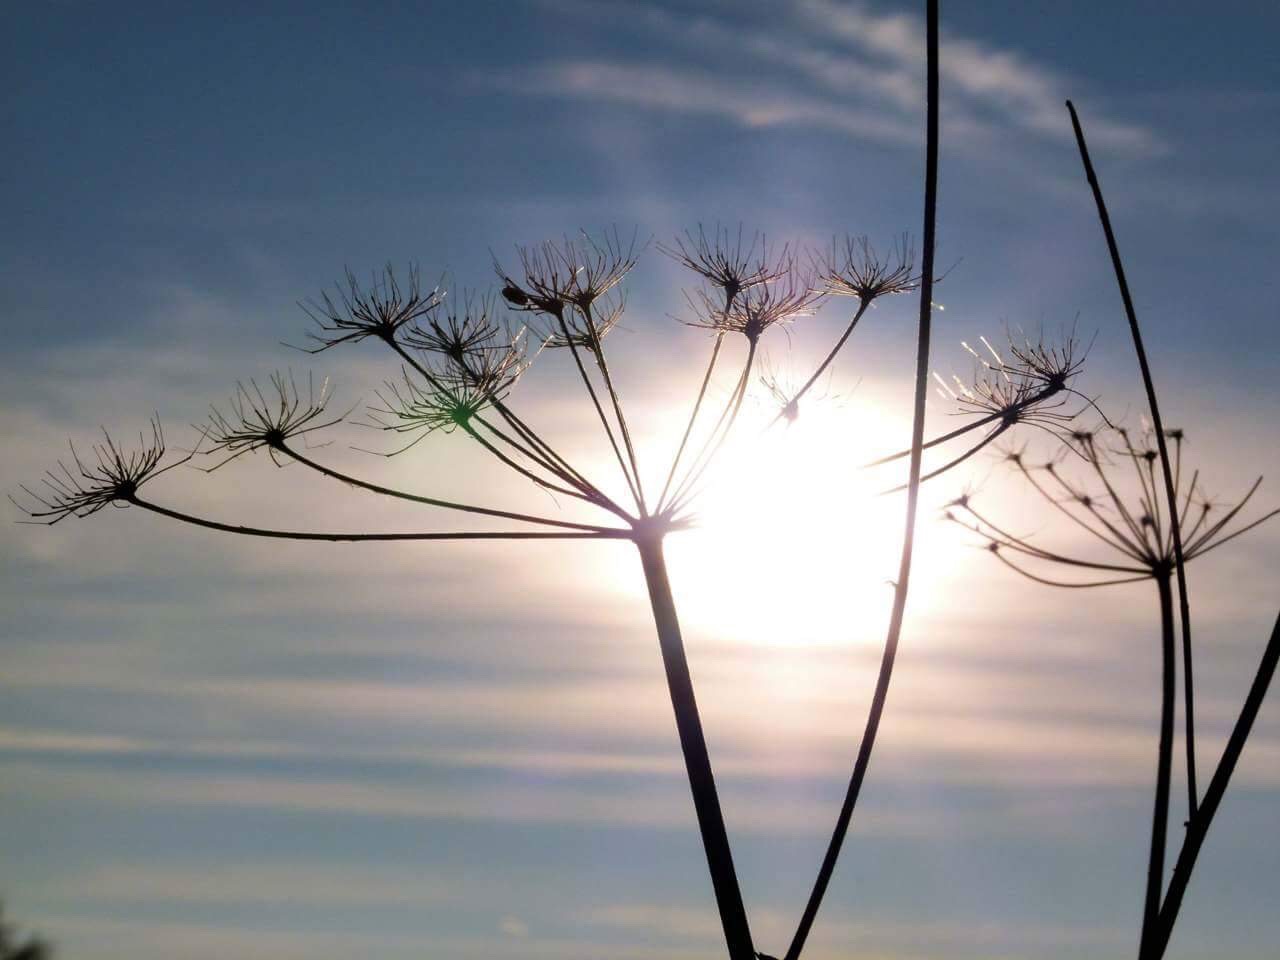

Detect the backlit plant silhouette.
xmin=12 ymin=5 xmax=960 ymax=959
xmin=16 ymin=212 xmax=969 ymax=960
xmin=16 ymin=3 xmax=1275 ymax=959
xmin=948 ymin=425 xmax=1277 ymax=959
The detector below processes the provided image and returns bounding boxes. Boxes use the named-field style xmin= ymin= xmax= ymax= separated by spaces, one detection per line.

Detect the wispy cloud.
xmin=498 ymin=0 xmax=1162 ymax=156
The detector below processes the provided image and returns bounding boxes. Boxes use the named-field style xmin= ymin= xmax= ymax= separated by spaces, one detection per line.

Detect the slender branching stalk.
xmin=948 ymin=426 xmax=1278 ymax=959
xmin=22 ymin=223 xmax=882 ymax=960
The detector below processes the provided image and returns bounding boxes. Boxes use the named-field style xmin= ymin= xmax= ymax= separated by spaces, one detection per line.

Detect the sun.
xmin=658 ymin=400 xmax=954 ymax=649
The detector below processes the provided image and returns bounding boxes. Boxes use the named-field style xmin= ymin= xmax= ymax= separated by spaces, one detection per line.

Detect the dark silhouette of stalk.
xmin=636 ymin=533 xmax=754 ymax=960
xmin=951 ymin=426 xmax=1277 ymax=958
xmin=784 ymin=2 xmax=939 ymax=956
xmin=1141 ymin=570 xmax=1177 ymax=956
xmin=277 ymin=442 xmax=620 ymax=532
xmin=1067 ymin=100 xmax=1199 ymax=824
xmin=771 ymin=300 xmax=870 ymax=427
xmin=657 ymin=331 xmax=726 ymax=511
xmin=1149 ymin=609 xmax=1280 ymax=958
xmin=129 ymin=497 xmax=627 ymax=541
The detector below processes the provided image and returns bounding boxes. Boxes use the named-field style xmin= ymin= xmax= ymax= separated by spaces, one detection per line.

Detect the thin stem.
xmin=865 ymin=407 xmax=1002 ymax=467
xmin=658 ymin=332 xmax=726 ymax=513
xmin=785 ymin=4 xmax=939 ymax=956
xmin=772 ymin=299 xmax=870 ymax=427
xmin=472 ymin=410 xmax=607 ymax=502
xmin=129 ymin=497 xmax=627 ymax=541
xmin=1016 ymin=460 xmax=1148 ymax=561
xmin=636 ymin=535 xmax=753 ymax=960
xmin=667 ymin=339 xmax=757 ymax=517
xmin=1184 ymin=508 xmax=1280 ymax=561
xmin=583 ymin=300 xmax=647 ymax=513
xmin=385 ymin=338 xmax=620 ymax=513
xmin=277 ymin=442 xmax=618 ymax=532
xmin=1150 ymin=609 xmax=1280 ymax=959
xmin=554 ymin=308 xmax=644 ymax=511
xmin=1139 ymin=572 xmax=1177 ymax=959
xmin=881 ymin=423 xmax=1008 ymax=494
xmin=1069 ymin=98 xmax=1197 ymax=815
xmin=460 ymin=424 xmax=598 ymax=504
xmin=989 ymin=548 xmax=1151 ymax=588
xmin=865 ymin=382 xmax=1059 ymax=468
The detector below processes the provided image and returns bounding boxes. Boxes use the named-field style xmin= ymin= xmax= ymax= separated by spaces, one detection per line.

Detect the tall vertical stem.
xmin=1140 ymin=572 xmax=1177 ymax=959
xmin=1067 ymin=100 xmax=1198 ymax=816
xmin=636 ymin=535 xmax=754 ymax=960
xmin=784 ymin=2 xmax=940 ymax=957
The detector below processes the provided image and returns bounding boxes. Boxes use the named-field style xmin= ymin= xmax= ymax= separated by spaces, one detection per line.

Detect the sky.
xmin=3 ymin=1 xmax=1279 ymax=958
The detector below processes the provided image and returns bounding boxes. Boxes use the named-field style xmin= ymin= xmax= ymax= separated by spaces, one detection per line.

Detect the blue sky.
xmin=3 ymin=2 xmax=1279 ymax=958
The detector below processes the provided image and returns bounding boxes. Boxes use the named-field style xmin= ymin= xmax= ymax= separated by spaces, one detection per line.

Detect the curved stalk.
xmin=129 ymin=497 xmax=627 ymax=541
xmin=277 ymin=442 xmax=618 ymax=532
xmin=636 ymin=534 xmax=753 ymax=960
xmin=785 ymin=3 xmax=939 ymax=956
xmin=771 ymin=300 xmax=870 ymax=428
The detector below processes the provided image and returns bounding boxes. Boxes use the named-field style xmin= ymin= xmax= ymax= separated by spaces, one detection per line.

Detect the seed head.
xmin=301 ymin=265 xmax=442 ymax=351
xmin=659 ymin=225 xmax=790 ymax=306
xmin=816 ymin=235 xmax=919 ymax=303
xmin=13 ymin=419 xmax=181 ymax=523
xmin=203 ymin=371 xmax=339 ymax=467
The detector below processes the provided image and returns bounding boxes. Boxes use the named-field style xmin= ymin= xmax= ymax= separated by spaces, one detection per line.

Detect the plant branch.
xmin=277 ymin=442 xmax=619 ymax=532
xmin=128 ymin=497 xmax=628 ymax=541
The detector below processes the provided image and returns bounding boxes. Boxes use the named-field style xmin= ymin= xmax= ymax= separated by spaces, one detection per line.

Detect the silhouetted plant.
xmin=949 ymin=425 xmax=1278 ymax=959
xmin=1063 ymin=99 xmax=1280 ymax=959
xmin=13 ymin=217 xmax=947 ymax=960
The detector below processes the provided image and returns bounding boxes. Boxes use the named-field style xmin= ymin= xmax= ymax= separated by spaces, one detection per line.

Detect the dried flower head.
xmin=684 ymin=266 xmax=821 ymax=344
xmin=817 ymin=235 xmax=919 ymax=303
xmin=364 ymin=337 xmax=526 ymax=453
xmin=540 ymin=288 xmax=626 ymax=353
xmin=403 ymin=289 xmax=531 ymax=380
xmin=949 ymin=426 xmax=1278 ymax=584
xmin=203 ymin=371 xmax=339 ymax=467
xmin=659 ymin=225 xmax=790 ymax=305
xmin=301 ymin=265 xmax=442 ymax=351
xmin=13 ymin=419 xmax=185 ymax=523
xmin=497 ymin=229 xmax=638 ymax=317
xmin=932 ymin=331 xmax=1093 ymax=437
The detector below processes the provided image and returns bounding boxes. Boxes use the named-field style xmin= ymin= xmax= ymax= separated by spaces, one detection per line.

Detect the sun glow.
xmin=658 ymin=399 xmax=956 ymax=649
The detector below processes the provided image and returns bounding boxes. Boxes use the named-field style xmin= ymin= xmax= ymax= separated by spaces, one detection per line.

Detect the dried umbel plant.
xmin=1066 ymin=99 xmax=1279 ymax=960
xmin=16 ymin=7 xmax=956 ymax=959
xmin=15 ymin=215 xmax=958 ymax=960
xmin=948 ymin=425 xmax=1278 ymax=959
